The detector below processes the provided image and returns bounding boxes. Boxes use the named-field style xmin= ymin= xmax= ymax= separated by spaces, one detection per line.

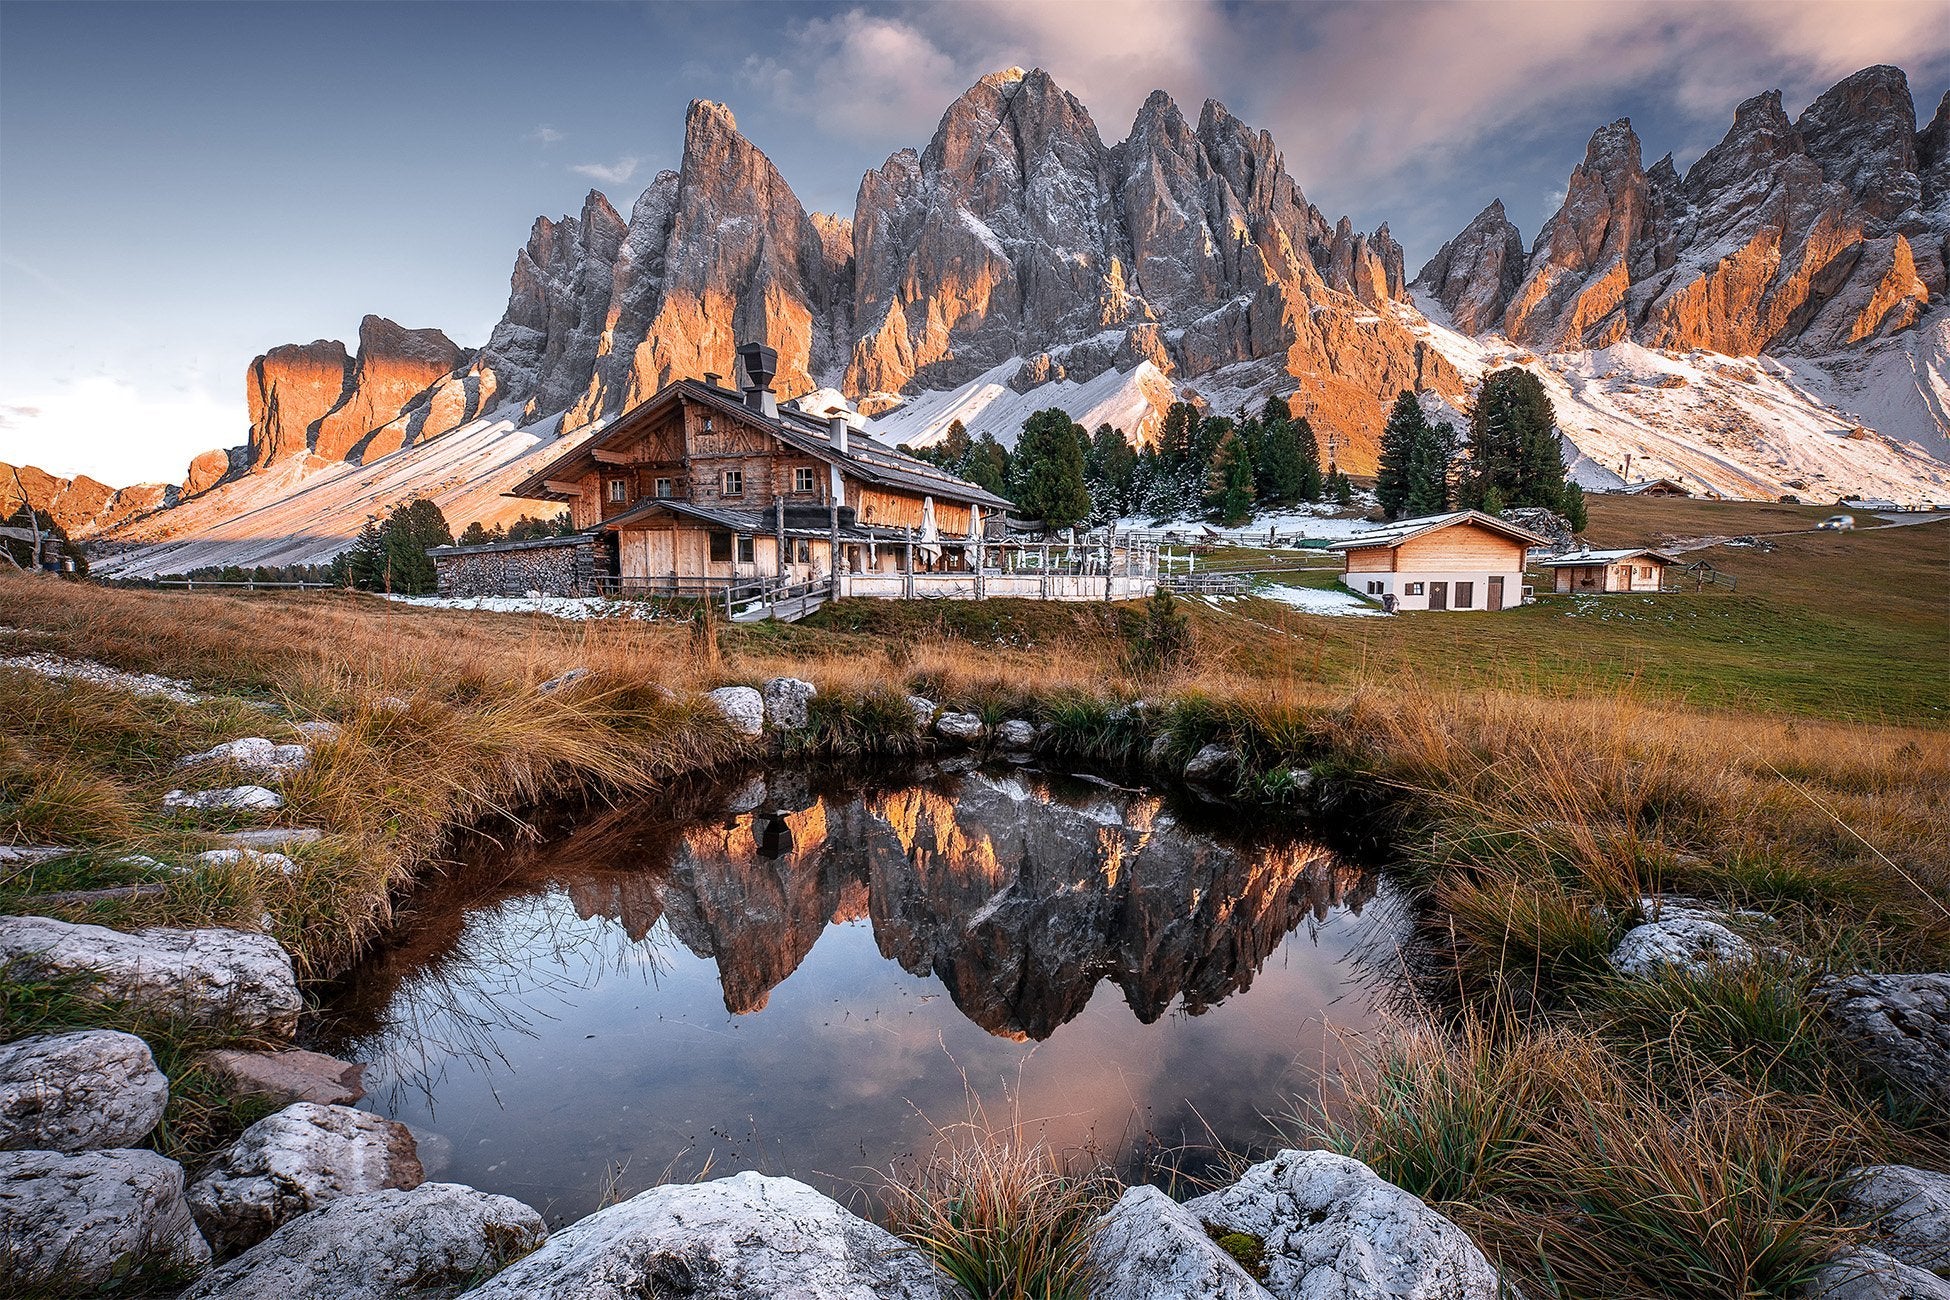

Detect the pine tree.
xmin=1375 ymin=391 xmax=1423 ymax=520
xmin=1329 ymin=468 xmax=1355 ymax=507
xmin=346 ymin=515 xmax=386 ymax=590
xmin=458 ymin=521 xmax=493 ymax=547
xmin=1463 ymin=368 xmax=1566 ymax=511
xmin=1012 ymin=408 xmax=1093 ymax=530
xmin=1084 ymin=424 xmax=1138 ymax=521
xmin=962 ymin=433 xmax=1012 ymax=497
xmin=381 ymin=497 xmax=454 ymax=595
xmin=1255 ymin=417 xmax=1306 ymax=507
xmin=1157 ymin=402 xmax=1199 ymax=470
xmin=1561 ymin=480 xmax=1588 ymax=532
xmin=1294 ymin=416 xmax=1324 ymax=502
xmin=938 ymin=419 xmax=972 ymax=467
xmin=1202 ymin=430 xmax=1255 ymax=525
xmin=1408 ymin=418 xmax=1458 ymax=517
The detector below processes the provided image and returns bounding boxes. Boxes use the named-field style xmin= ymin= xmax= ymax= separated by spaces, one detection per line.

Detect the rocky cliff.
xmin=239 ymin=318 xmax=466 ymax=471
xmin=2 ymin=462 xmax=172 ymax=537
xmin=1416 ymin=65 xmax=1945 ymax=358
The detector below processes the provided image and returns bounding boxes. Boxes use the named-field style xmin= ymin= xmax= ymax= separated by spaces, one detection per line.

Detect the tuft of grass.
xmin=881 ymin=1126 xmax=1118 ymax=1300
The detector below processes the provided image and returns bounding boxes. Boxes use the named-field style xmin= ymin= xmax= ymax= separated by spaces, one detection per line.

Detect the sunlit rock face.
xmin=550 ymin=768 xmax=1370 ymax=1041
xmin=244 ymin=318 xmax=465 ymax=468
xmin=246 ymin=340 xmax=351 ymax=467
xmin=0 ymin=461 xmax=171 ymax=537
xmin=1426 ymin=64 xmax=1944 ymax=356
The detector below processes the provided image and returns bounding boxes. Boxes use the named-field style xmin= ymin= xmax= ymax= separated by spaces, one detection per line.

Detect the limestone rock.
xmin=187 ymin=1102 xmax=424 ymax=1255
xmin=763 ymin=677 xmax=818 ymax=731
xmin=0 ymin=916 xmax=300 ymax=1036
xmin=195 ymin=848 xmax=299 ymax=875
xmin=312 ymin=316 xmax=468 ymax=463
xmin=1806 ymin=1248 xmax=1950 ymax=1299
xmin=1184 ymin=1149 xmax=1502 ymax=1300
xmin=538 ymin=666 xmax=591 ymax=694
xmin=1412 ymin=199 xmax=1527 ymax=334
xmin=0 ymin=1029 xmax=169 ymax=1152
xmin=293 ymin=720 xmax=343 ymax=743
xmin=1090 ymin=1184 xmax=1272 ymax=1299
xmin=906 ymin=695 xmax=937 ymax=727
xmin=1815 ymin=974 xmax=1950 ymax=1107
xmin=1610 ymin=900 xmax=1759 ymax=978
xmin=996 ymin=719 xmax=1037 ymax=750
xmin=0 ymin=1148 xmax=211 ymax=1288
xmin=182 ymin=446 xmax=249 ymax=500
xmin=935 ymin=711 xmax=985 ymax=743
xmin=197 ymin=1048 xmax=367 ymax=1108
xmin=215 ymin=827 xmax=325 ymax=851
xmin=217 ymin=742 xmax=307 ymax=778
xmin=1183 ymin=743 xmax=1237 ymax=785
xmin=465 ymin=1169 xmax=957 ymax=1299
xmin=247 ymin=340 xmax=351 ymax=467
xmin=1841 ymin=1165 xmax=1950 ymax=1272
xmin=164 ymin=784 xmax=285 ymax=814
xmin=707 ymin=686 xmax=764 ymax=738
xmin=178 ymin=1182 xmax=546 ymax=1300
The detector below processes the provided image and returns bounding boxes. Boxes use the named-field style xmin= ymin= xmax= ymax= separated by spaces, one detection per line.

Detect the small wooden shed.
xmin=1539 ymin=547 xmax=1678 ymax=593
xmin=1329 ymin=510 xmax=1547 ymax=612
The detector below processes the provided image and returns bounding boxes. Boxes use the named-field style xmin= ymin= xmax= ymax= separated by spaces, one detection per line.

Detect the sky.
xmin=3 ymin=0 xmax=1946 ymax=485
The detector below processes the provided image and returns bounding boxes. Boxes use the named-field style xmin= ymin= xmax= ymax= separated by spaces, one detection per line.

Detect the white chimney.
xmin=828 ymin=414 xmax=848 ymax=454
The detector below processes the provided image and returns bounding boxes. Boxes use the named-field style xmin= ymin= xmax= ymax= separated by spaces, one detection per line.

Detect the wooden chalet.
xmin=1328 ymin=510 xmax=1547 ymax=612
xmin=436 ymin=342 xmax=1160 ymax=616
xmin=1538 ymin=547 xmax=1678 ymax=594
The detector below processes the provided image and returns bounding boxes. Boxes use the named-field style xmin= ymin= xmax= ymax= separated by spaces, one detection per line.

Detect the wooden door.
xmin=1488 ymin=575 xmax=1505 ymax=611
xmin=1429 ymin=581 xmax=1448 ymax=610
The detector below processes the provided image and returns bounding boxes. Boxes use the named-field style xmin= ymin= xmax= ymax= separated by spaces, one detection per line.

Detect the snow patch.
xmin=869 ymin=359 xmax=1176 ymax=450
xmin=382 ymin=595 xmax=667 ymax=621
xmin=1251 ymin=585 xmax=1387 ymax=616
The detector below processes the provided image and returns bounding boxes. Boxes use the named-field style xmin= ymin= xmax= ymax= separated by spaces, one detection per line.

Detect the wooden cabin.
xmin=1539 ymin=547 xmax=1677 ymax=594
xmin=1623 ymin=477 xmax=1695 ymax=498
xmin=490 ymin=343 xmax=1013 ymax=596
xmin=1329 ymin=510 xmax=1546 ymax=612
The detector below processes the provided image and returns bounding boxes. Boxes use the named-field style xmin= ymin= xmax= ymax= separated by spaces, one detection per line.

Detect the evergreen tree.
xmin=1011 ymin=408 xmax=1093 ymax=530
xmin=1562 ymin=480 xmax=1589 ymax=532
xmin=458 ymin=521 xmax=494 ymax=547
xmin=1255 ymin=417 xmax=1306 ymax=507
xmin=962 ymin=432 xmax=1012 ymax=497
xmin=1374 ymin=391 xmax=1423 ymax=520
xmin=381 ymin=497 xmax=453 ymax=595
xmin=1408 ymin=418 xmax=1458 ymax=516
xmin=346 ymin=515 xmax=386 ymax=590
xmin=1193 ymin=415 xmax=1233 ymax=472
xmin=1084 ymin=424 xmax=1139 ymax=521
xmin=938 ymin=419 xmax=972 ymax=467
xmin=1328 ymin=468 xmax=1355 ymax=507
xmin=1293 ymin=415 xmax=1324 ymax=502
xmin=1157 ymin=402 xmax=1199 ymax=470
xmin=1202 ymin=430 xmax=1255 ymax=525
xmin=1462 ymin=368 xmax=1567 ymax=511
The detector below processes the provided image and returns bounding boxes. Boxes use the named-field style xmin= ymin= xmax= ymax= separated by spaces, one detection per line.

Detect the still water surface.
xmin=316 ymin=762 xmax=1395 ymax=1223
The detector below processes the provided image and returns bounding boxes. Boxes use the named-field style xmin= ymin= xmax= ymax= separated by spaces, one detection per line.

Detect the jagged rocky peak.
xmin=246 ymin=340 xmax=351 ymax=467
xmin=1443 ymin=62 xmax=1943 ymax=357
xmin=1919 ymin=90 xmax=1950 ymax=204
xmin=1413 ymin=198 xmax=1527 ymax=334
xmin=316 ymin=316 xmax=468 ymax=463
xmin=1 ymin=462 xmax=171 ymax=538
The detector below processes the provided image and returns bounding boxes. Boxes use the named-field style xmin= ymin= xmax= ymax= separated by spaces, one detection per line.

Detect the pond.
xmin=314 ymin=761 xmax=1397 ymax=1224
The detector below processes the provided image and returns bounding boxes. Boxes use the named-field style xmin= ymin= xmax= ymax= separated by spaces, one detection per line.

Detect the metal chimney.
xmin=828 ymin=413 xmax=849 ymax=455
xmin=736 ymin=342 xmax=778 ymax=419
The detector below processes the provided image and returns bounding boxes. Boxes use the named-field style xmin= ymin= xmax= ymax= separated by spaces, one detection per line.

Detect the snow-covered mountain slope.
xmin=1406 ymin=294 xmax=1950 ymax=503
xmin=866 ymin=358 xmax=1177 ymax=450
xmin=93 ymin=411 xmax=582 ymax=579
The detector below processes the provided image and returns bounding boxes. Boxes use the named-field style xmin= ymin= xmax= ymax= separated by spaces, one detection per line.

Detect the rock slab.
xmin=1090 ymin=1184 xmax=1272 ymax=1299
xmin=0 ymin=1029 xmax=169 ymax=1152
xmin=935 ymin=711 xmax=985 ymax=743
xmin=179 ymin=738 xmax=310 ymax=778
xmin=1806 ymin=1247 xmax=1950 ymax=1299
xmin=1816 ymin=973 xmax=1950 ymax=1108
xmin=707 ymin=686 xmax=764 ymax=738
xmin=179 ymin=1182 xmax=547 ymax=1300
xmin=187 ymin=1101 xmax=424 ymax=1255
xmin=164 ymin=785 xmax=286 ymax=814
xmin=197 ymin=1048 xmax=367 ymax=1108
xmin=0 ymin=1147 xmax=211 ymax=1288
xmin=1185 ymin=1149 xmax=1502 ymax=1300
xmin=1842 ymin=1165 xmax=1950 ymax=1273
xmin=465 ymin=1169 xmax=957 ymax=1299
xmin=0 ymin=915 xmax=300 ymax=1037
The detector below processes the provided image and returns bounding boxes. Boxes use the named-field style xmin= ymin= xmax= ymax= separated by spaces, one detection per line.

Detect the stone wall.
xmin=431 ymin=536 xmax=598 ymax=597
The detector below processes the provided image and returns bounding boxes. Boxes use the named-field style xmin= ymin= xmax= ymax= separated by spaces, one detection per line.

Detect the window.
xmin=654 ymin=477 xmax=673 ymax=499
xmin=721 ymin=468 xmax=743 ymax=497
xmin=606 ymin=478 xmax=628 ymax=504
xmin=795 ymin=540 xmax=811 ymax=563
xmin=1366 ymin=580 xmax=1383 ymax=595
xmin=1639 ymin=565 xmax=1653 ymax=579
xmin=736 ymin=535 xmax=755 ymax=564
xmin=1405 ymin=582 xmax=1425 ymax=596
xmin=709 ymin=531 xmax=732 ymax=562
xmin=794 ymin=466 xmax=816 ymax=493
xmin=1455 ymin=581 xmax=1474 ymax=608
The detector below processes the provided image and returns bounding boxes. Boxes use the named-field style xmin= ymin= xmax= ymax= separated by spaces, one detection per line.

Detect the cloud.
xmin=571 ymin=156 xmax=640 ymax=184
xmin=737 ymin=9 xmax=963 ymax=142
xmin=524 ymin=125 xmax=565 ymax=146
xmin=0 ymin=377 xmax=236 ymax=484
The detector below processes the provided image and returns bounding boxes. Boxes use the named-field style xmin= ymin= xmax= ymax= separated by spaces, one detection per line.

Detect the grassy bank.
xmin=3 ymin=501 xmax=1945 ymax=1296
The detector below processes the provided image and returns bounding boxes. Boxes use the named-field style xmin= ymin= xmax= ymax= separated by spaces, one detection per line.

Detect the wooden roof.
xmin=1325 ymin=510 xmax=1550 ymax=551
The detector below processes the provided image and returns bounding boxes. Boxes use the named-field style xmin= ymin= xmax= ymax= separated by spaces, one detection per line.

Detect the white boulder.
xmin=707 ymin=686 xmax=764 ymax=738
xmin=466 ymin=1169 xmax=957 ymax=1299
xmin=0 ymin=1148 xmax=211 ymax=1288
xmin=164 ymin=785 xmax=285 ymax=814
xmin=1090 ymin=1184 xmax=1272 ymax=1299
xmin=1184 ymin=1150 xmax=1502 ymax=1300
xmin=1183 ymin=743 xmax=1238 ymax=785
xmin=196 ymin=1048 xmax=367 ymax=1108
xmin=0 ymin=916 xmax=300 ymax=1037
xmin=178 ymin=738 xmax=309 ymax=779
xmin=1842 ymin=1165 xmax=1950 ymax=1273
xmin=907 ymin=695 xmax=937 ymax=727
xmin=538 ymin=666 xmax=592 ymax=694
xmin=1806 ymin=1248 xmax=1950 ymax=1299
xmin=763 ymin=677 xmax=818 ymax=730
xmin=0 ymin=1029 xmax=169 ymax=1152
xmin=996 ymin=719 xmax=1038 ymax=750
xmin=293 ymin=720 xmax=342 ymax=743
xmin=936 ymin=711 xmax=985 ymax=743
xmin=195 ymin=848 xmax=299 ymax=876
xmin=188 ymin=1102 xmax=423 ymax=1255
xmin=178 ymin=1182 xmax=546 ymax=1300
xmin=1611 ymin=912 xmax=1757 ymax=978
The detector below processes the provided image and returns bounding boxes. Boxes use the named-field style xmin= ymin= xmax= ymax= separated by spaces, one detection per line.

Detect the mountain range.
xmin=9 ymin=63 xmax=1943 ymax=574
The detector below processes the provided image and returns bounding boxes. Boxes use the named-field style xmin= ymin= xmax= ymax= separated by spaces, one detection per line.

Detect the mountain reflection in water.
xmin=317 ymin=762 xmax=1392 ymax=1222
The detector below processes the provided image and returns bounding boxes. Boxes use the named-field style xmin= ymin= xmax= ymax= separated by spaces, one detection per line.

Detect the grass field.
xmin=2 ymin=491 xmax=1945 ymax=1297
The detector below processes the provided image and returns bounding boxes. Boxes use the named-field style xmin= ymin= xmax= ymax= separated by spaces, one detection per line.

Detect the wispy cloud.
xmin=737 ymin=9 xmax=963 ymax=143
xmin=523 ymin=124 xmax=565 ymax=146
xmin=571 ymin=156 xmax=639 ymax=185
